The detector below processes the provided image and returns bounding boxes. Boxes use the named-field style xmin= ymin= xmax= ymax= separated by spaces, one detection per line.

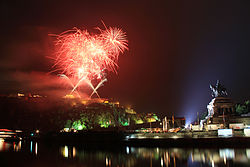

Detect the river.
xmin=0 ymin=138 xmax=250 ymax=167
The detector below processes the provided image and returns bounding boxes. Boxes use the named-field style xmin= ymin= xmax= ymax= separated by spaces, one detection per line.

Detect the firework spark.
xmin=51 ymin=23 xmax=128 ymax=97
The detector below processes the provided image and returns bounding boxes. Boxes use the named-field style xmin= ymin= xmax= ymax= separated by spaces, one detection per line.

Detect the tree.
xmin=235 ymin=104 xmax=247 ymax=115
xmin=65 ymin=120 xmax=72 ymax=129
xmin=245 ymin=100 xmax=250 ymax=113
xmin=97 ymin=111 xmax=114 ymax=128
xmin=72 ymin=120 xmax=86 ymax=130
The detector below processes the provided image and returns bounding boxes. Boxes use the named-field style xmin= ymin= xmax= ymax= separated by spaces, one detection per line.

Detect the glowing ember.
xmin=50 ymin=23 xmax=128 ymax=97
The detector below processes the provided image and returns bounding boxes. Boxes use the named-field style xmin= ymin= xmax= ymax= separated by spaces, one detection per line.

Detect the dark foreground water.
xmin=1 ymin=139 xmax=250 ymax=167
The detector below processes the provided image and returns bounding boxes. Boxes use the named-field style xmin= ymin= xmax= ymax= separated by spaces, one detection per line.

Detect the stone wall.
xmin=212 ymin=116 xmax=250 ymax=126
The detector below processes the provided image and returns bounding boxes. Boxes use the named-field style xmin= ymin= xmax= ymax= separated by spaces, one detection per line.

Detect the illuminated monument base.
xmin=201 ymin=81 xmax=235 ymax=127
xmin=201 ymin=81 xmax=250 ymax=129
xmin=201 ymin=97 xmax=235 ymax=125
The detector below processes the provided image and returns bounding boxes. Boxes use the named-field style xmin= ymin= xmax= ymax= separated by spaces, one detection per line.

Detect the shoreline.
xmin=15 ymin=131 xmax=250 ymax=148
xmin=3 ymin=130 xmax=250 ymax=148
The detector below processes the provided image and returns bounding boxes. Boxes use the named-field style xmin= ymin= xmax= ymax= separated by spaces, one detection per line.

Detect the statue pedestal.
xmin=210 ymin=97 xmax=235 ymax=117
xmin=201 ymin=97 xmax=235 ymax=127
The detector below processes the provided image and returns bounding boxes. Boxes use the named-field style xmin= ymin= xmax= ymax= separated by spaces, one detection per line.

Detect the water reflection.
xmin=0 ymin=138 xmax=250 ymax=167
xmin=247 ymin=149 xmax=250 ymax=158
xmin=30 ymin=141 xmax=33 ymax=152
xmin=60 ymin=145 xmax=69 ymax=158
xmin=35 ymin=142 xmax=38 ymax=155
xmin=0 ymin=138 xmax=22 ymax=152
xmin=29 ymin=141 xmax=38 ymax=155
xmin=13 ymin=141 xmax=21 ymax=151
xmin=58 ymin=146 xmax=250 ymax=167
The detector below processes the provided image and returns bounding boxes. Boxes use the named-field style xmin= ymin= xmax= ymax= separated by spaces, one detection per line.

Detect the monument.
xmin=201 ymin=80 xmax=235 ymax=126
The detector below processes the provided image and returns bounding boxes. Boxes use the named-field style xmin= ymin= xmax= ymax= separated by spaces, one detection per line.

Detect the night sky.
xmin=1 ymin=1 xmax=250 ymax=123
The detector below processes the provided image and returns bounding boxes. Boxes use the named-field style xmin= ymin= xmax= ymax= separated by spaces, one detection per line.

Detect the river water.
xmin=0 ymin=138 xmax=250 ymax=167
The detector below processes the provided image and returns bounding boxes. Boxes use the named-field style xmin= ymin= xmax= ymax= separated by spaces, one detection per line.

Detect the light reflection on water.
xmin=58 ymin=145 xmax=250 ymax=166
xmin=0 ymin=138 xmax=22 ymax=152
xmin=0 ymin=138 xmax=250 ymax=167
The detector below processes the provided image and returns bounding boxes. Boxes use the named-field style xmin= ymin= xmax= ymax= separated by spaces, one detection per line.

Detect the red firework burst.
xmin=50 ymin=23 xmax=128 ymax=96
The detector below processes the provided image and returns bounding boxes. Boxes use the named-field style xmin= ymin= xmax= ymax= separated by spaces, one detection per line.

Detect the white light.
xmin=219 ymin=149 xmax=235 ymax=159
xmin=161 ymin=157 xmax=164 ymax=167
xmin=64 ymin=146 xmax=68 ymax=158
xmin=126 ymin=147 xmax=129 ymax=154
xmin=224 ymin=155 xmax=226 ymax=165
xmin=218 ymin=129 xmax=233 ymax=137
xmin=0 ymin=140 xmax=4 ymax=151
xmin=35 ymin=142 xmax=38 ymax=155
xmin=106 ymin=157 xmax=108 ymax=166
xmin=171 ymin=136 xmax=179 ymax=139
xmin=246 ymin=149 xmax=250 ymax=159
xmin=130 ymin=135 xmax=135 ymax=139
xmin=138 ymin=136 xmax=145 ymax=139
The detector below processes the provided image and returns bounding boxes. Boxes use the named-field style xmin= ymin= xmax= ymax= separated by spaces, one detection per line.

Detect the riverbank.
xmin=33 ymin=131 xmax=250 ymax=148
xmin=3 ymin=129 xmax=250 ymax=148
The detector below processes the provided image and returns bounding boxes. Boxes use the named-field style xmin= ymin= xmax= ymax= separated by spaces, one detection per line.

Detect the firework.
xmin=51 ymin=23 xmax=128 ymax=97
